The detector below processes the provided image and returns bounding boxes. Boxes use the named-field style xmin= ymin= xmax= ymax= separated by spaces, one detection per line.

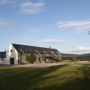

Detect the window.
xmin=51 ymin=51 xmax=54 ymax=54
xmin=56 ymin=51 xmax=60 ymax=54
xmin=21 ymin=49 xmax=24 ymax=54
xmin=0 ymin=58 xmax=4 ymax=61
xmin=11 ymin=50 xmax=12 ymax=52
xmin=44 ymin=51 xmax=47 ymax=54
xmin=36 ymin=50 xmax=39 ymax=53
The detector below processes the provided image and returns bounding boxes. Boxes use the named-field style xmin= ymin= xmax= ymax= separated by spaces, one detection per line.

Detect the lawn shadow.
xmin=0 ymin=64 xmax=68 ymax=90
xmin=38 ymin=63 xmax=90 ymax=90
xmin=43 ymin=63 xmax=90 ymax=90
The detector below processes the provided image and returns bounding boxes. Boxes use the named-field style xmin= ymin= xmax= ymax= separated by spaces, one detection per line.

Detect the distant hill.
xmin=61 ymin=53 xmax=90 ymax=61
xmin=79 ymin=53 xmax=90 ymax=57
xmin=61 ymin=53 xmax=78 ymax=57
xmin=61 ymin=53 xmax=90 ymax=57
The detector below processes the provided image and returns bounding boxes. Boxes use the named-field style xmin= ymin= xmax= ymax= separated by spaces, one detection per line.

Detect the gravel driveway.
xmin=16 ymin=62 xmax=72 ymax=67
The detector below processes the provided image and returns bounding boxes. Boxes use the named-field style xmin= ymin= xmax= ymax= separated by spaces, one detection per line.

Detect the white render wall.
xmin=6 ymin=44 xmax=19 ymax=65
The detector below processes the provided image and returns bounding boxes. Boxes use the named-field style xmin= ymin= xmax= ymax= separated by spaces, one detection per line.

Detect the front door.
xmin=10 ymin=58 xmax=14 ymax=65
xmin=39 ymin=57 xmax=41 ymax=63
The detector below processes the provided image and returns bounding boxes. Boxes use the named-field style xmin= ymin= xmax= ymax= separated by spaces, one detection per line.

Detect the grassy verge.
xmin=0 ymin=63 xmax=90 ymax=90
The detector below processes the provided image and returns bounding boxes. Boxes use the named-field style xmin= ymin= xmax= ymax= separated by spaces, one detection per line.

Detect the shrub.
xmin=26 ymin=54 xmax=36 ymax=64
xmin=55 ymin=56 xmax=59 ymax=60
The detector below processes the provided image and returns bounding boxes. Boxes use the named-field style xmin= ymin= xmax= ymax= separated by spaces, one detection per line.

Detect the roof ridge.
xmin=12 ymin=43 xmax=60 ymax=54
xmin=12 ymin=43 xmax=56 ymax=50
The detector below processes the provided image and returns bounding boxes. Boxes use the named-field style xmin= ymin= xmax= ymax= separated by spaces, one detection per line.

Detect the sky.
xmin=0 ymin=0 xmax=90 ymax=54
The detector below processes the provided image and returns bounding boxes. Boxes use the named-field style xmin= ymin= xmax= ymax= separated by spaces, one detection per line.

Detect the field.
xmin=0 ymin=63 xmax=90 ymax=90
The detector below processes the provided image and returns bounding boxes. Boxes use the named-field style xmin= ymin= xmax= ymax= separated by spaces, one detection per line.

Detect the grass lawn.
xmin=0 ymin=63 xmax=90 ymax=90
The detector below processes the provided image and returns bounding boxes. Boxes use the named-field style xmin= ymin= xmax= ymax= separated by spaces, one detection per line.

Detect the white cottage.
xmin=0 ymin=44 xmax=18 ymax=65
xmin=6 ymin=44 xmax=19 ymax=65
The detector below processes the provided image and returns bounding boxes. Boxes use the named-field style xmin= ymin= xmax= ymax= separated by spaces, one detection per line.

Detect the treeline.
xmin=77 ymin=56 xmax=90 ymax=61
xmin=62 ymin=55 xmax=90 ymax=61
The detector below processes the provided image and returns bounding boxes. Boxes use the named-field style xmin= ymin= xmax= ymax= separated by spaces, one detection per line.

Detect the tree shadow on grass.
xmin=1 ymin=64 xmax=90 ymax=90
xmin=40 ymin=64 xmax=90 ymax=90
xmin=34 ymin=64 xmax=90 ymax=90
xmin=77 ymin=64 xmax=90 ymax=90
xmin=0 ymin=64 xmax=68 ymax=90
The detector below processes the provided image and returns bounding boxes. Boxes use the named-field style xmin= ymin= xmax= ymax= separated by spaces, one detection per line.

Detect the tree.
xmin=72 ymin=56 xmax=77 ymax=64
xmin=26 ymin=54 xmax=36 ymax=64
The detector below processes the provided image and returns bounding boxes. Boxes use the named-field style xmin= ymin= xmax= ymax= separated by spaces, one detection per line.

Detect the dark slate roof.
xmin=12 ymin=44 xmax=60 ymax=55
xmin=0 ymin=52 xmax=6 ymax=58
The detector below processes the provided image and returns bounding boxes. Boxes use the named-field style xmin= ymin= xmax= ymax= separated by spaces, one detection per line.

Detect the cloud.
xmin=0 ymin=17 xmax=5 ymax=20
xmin=57 ymin=20 xmax=90 ymax=33
xmin=0 ymin=17 xmax=15 ymax=27
xmin=28 ymin=29 xmax=41 ymax=33
xmin=21 ymin=35 xmax=30 ymax=40
xmin=0 ymin=22 xmax=15 ymax=27
xmin=71 ymin=46 xmax=90 ymax=53
xmin=0 ymin=0 xmax=11 ymax=5
xmin=18 ymin=0 xmax=44 ymax=14
xmin=37 ymin=39 xmax=63 ymax=44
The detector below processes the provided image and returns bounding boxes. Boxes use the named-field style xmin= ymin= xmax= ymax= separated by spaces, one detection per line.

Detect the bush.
xmin=55 ymin=56 xmax=59 ymax=60
xmin=26 ymin=54 xmax=36 ymax=64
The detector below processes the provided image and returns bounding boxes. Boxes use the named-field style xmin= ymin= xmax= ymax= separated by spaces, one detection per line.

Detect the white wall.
xmin=6 ymin=44 xmax=19 ymax=65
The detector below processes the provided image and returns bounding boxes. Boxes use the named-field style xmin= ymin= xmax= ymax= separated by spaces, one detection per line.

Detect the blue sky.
xmin=0 ymin=0 xmax=90 ymax=54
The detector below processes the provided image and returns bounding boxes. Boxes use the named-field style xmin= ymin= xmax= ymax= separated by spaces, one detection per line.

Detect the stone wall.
xmin=18 ymin=53 xmax=62 ymax=64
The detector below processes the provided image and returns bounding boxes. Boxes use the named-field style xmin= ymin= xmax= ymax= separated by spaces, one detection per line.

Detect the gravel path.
xmin=16 ymin=62 xmax=72 ymax=67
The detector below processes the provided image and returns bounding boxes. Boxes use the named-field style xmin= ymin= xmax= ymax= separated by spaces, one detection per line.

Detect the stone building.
xmin=0 ymin=43 xmax=62 ymax=65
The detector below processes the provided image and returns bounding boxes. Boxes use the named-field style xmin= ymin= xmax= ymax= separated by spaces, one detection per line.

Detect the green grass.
xmin=0 ymin=63 xmax=90 ymax=90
